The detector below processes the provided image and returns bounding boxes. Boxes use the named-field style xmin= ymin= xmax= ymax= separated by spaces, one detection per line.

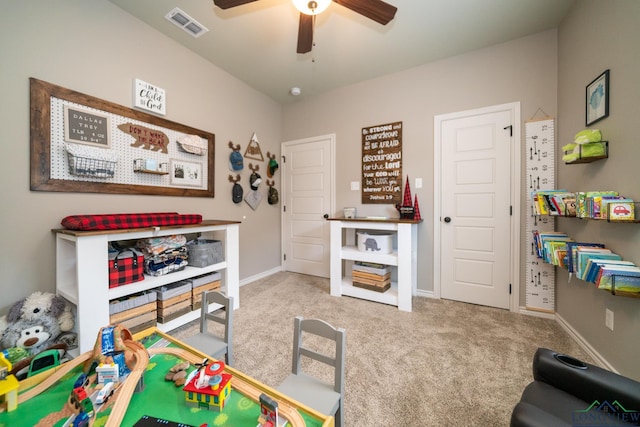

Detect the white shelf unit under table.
xmin=54 ymin=219 xmax=240 ymax=353
xmin=328 ymin=217 xmax=421 ymax=312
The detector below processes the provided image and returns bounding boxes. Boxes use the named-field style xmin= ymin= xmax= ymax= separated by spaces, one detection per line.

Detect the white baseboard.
xmin=554 ymin=312 xmax=617 ymax=373
xmin=415 ymin=289 xmax=435 ymax=298
xmin=239 ymin=266 xmax=283 ymax=287
xmin=518 ymin=306 xmax=555 ymax=319
xmin=518 ymin=306 xmax=616 ymax=372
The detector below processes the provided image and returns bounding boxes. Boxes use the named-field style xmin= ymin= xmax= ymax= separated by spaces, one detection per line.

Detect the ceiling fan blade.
xmin=297 ymin=13 xmax=313 ymax=54
xmin=333 ymin=0 xmax=397 ymax=25
xmin=213 ymin=0 xmax=260 ymax=9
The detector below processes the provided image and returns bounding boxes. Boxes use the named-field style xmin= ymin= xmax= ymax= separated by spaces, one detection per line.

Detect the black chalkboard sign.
xmin=361 ymin=121 xmax=402 ymax=204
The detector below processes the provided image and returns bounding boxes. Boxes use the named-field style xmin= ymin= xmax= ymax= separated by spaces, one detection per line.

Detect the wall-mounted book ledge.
xmin=564 ymin=141 xmax=608 ymax=164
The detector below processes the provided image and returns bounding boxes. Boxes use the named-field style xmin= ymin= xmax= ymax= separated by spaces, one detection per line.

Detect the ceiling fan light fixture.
xmin=293 ymin=0 xmax=331 ymax=15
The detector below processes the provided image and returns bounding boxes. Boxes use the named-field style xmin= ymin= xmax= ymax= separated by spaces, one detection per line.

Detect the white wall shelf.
xmin=328 ymin=217 xmax=421 ymax=312
xmin=54 ymin=220 xmax=240 ymax=353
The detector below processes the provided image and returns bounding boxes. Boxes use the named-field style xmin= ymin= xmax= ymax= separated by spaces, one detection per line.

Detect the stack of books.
xmin=351 ymin=261 xmax=391 ymax=293
xmin=566 ymin=242 xmax=640 ymax=297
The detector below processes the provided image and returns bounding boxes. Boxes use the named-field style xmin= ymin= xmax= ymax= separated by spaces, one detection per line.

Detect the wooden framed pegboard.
xmin=30 ymin=78 xmax=215 ymax=197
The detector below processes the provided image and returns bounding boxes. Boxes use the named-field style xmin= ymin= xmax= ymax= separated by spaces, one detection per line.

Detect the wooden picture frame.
xmin=30 ymin=78 xmax=215 ymax=197
xmin=586 ymin=69 xmax=610 ymax=126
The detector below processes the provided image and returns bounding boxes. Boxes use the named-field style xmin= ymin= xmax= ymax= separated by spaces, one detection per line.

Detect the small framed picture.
xmin=586 ymin=69 xmax=610 ymax=126
xmin=170 ymin=159 xmax=203 ymax=188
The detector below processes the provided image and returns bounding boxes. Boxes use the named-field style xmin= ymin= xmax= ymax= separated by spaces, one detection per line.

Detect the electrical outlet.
xmin=351 ymin=181 xmax=360 ymax=191
xmin=605 ymin=308 xmax=614 ymax=331
xmin=415 ymin=178 xmax=423 ymax=189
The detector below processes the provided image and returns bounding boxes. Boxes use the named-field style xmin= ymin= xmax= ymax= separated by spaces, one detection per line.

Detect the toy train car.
xmin=95 ymin=381 xmax=115 ymax=405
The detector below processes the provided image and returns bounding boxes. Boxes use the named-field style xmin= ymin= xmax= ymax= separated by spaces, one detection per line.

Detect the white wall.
xmin=0 ymin=0 xmax=282 ymax=311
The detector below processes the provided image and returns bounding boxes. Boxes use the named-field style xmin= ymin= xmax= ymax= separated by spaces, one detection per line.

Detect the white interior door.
xmin=281 ymin=134 xmax=335 ymax=278
xmin=435 ymin=103 xmax=519 ymax=310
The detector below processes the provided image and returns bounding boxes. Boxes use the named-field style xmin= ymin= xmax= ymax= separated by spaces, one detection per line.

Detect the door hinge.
xmin=509 ymin=283 xmax=512 ymax=294
xmin=510 ymin=205 xmax=513 ymax=216
xmin=283 ymin=205 xmax=286 ymax=212
xmin=504 ymin=125 xmax=513 ymax=137
xmin=283 ymin=253 xmax=286 ymax=261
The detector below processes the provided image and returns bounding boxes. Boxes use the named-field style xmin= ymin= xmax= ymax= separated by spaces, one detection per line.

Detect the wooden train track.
xmin=17 ymin=341 xmax=308 ymax=427
xmin=105 ymin=340 xmax=148 ymax=427
xmin=18 ymin=352 xmax=92 ymax=403
xmin=148 ymin=347 xmax=307 ymax=427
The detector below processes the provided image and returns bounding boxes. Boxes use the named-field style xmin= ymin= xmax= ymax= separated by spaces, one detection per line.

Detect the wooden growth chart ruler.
xmin=524 ymin=117 xmax=556 ymax=313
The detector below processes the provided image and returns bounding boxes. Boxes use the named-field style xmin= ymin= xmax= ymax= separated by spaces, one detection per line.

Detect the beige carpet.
xmin=169 ymin=272 xmax=591 ymax=426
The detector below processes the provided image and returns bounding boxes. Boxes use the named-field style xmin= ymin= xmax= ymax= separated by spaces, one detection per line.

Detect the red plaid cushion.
xmin=61 ymin=212 xmax=202 ymax=231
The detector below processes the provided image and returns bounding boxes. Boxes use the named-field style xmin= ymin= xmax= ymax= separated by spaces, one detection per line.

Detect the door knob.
xmin=444 ymin=217 xmax=451 ymax=223
xmin=323 ymin=214 xmax=329 ymax=219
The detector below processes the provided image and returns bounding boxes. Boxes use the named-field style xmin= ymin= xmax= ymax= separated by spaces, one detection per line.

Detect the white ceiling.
xmin=110 ymin=0 xmax=575 ymax=104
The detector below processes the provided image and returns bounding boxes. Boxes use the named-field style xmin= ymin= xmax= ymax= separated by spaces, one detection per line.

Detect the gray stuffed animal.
xmin=2 ymin=315 xmax=62 ymax=356
xmin=0 ymin=291 xmax=74 ymax=343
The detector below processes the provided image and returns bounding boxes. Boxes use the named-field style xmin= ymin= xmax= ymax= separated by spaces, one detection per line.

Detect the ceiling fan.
xmin=212 ymin=0 xmax=398 ymax=53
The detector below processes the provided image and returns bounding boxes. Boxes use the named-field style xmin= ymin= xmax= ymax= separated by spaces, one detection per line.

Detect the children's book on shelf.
xmin=597 ymin=266 xmax=640 ymax=294
xmin=561 ymin=194 xmax=577 ymax=216
xmin=593 ymin=195 xmax=627 ymax=219
xmin=533 ymin=231 xmax=570 ymax=260
xmin=577 ymin=191 xmax=619 ymax=218
xmin=573 ymin=247 xmax=612 ymax=278
xmin=555 ymin=249 xmax=568 ymax=268
xmin=566 ymin=242 xmax=605 ymax=274
xmin=544 ymin=238 xmax=573 ymax=265
xmin=606 ymin=199 xmax=635 ymax=221
xmin=531 ymin=190 xmax=573 ymax=216
xmin=584 ymin=258 xmax=631 ymax=283
xmin=577 ymin=251 xmax=620 ymax=281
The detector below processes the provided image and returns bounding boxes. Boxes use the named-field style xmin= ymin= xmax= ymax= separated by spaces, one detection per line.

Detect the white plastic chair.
xmin=182 ymin=290 xmax=234 ymax=366
xmin=277 ymin=316 xmax=346 ymax=427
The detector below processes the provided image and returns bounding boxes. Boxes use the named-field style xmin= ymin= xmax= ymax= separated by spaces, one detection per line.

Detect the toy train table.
xmin=0 ymin=327 xmax=333 ymax=427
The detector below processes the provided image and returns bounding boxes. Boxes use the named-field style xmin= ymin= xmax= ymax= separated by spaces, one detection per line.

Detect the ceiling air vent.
xmin=165 ymin=7 xmax=209 ymax=38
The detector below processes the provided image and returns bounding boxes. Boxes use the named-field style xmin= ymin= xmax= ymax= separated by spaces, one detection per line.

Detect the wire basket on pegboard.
xmin=65 ymin=142 xmax=117 ymax=178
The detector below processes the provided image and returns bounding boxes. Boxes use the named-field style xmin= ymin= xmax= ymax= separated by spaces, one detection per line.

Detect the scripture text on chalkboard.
xmin=361 ymin=121 xmax=402 ymax=204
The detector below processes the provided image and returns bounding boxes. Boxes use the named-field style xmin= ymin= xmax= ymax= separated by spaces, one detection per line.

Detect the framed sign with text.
xmin=134 ymin=78 xmax=166 ymax=116
xmin=361 ymin=121 xmax=402 ymax=204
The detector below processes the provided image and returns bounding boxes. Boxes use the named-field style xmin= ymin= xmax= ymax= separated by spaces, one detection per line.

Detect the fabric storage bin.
xmin=191 ymin=271 xmax=221 ymax=287
xmin=108 ymin=249 xmax=145 ymax=288
xmin=109 ymin=291 xmax=157 ymax=315
xmin=187 ymin=239 xmax=224 ymax=267
xmin=155 ymin=280 xmax=192 ymax=301
xmin=109 ymin=291 xmax=157 ymax=329
xmin=357 ymin=231 xmax=393 ymax=254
